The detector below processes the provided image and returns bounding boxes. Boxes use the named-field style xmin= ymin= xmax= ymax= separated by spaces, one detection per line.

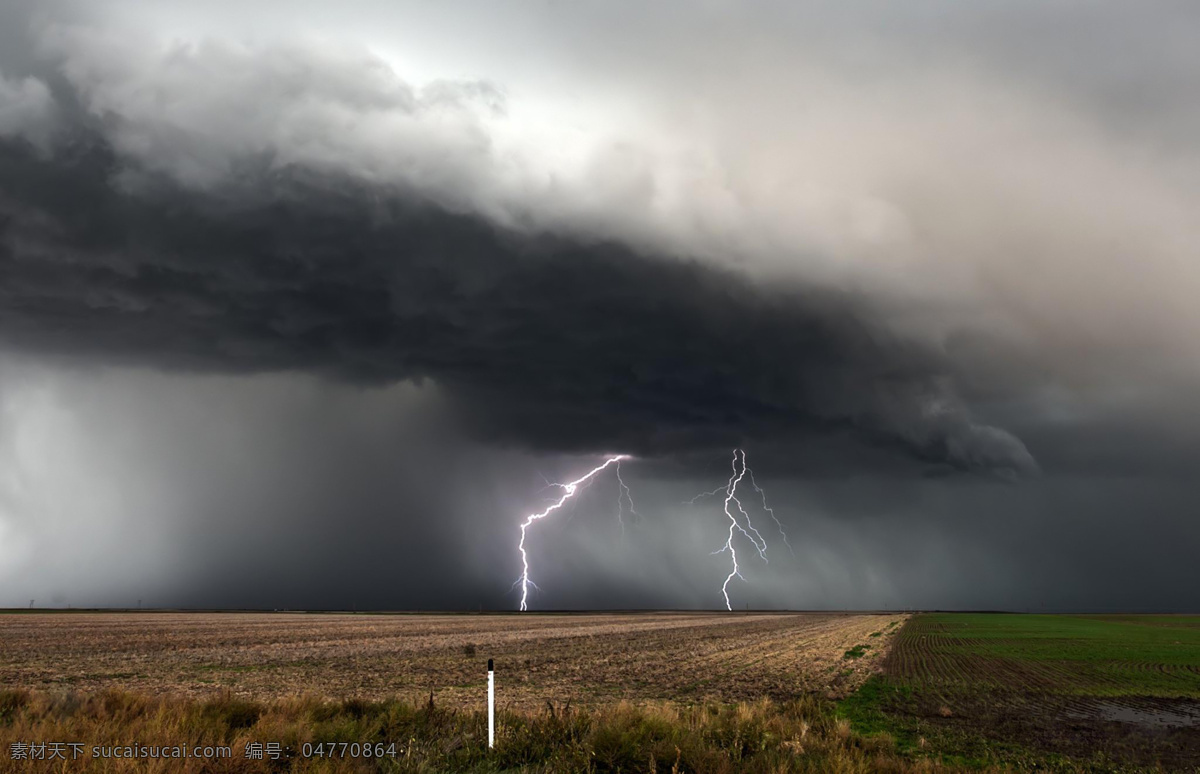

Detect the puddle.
xmin=1068 ymin=701 xmax=1200 ymax=729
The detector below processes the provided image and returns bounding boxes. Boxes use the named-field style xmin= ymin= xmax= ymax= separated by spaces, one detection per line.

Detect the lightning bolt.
xmin=747 ymin=467 xmax=793 ymax=555
xmin=684 ymin=486 xmax=727 ymax=505
xmin=517 ymin=455 xmax=630 ymax=611
xmin=716 ymin=451 xmax=748 ymax=611
xmin=615 ymin=459 xmax=637 ymax=538
xmin=690 ymin=449 xmax=789 ymax=610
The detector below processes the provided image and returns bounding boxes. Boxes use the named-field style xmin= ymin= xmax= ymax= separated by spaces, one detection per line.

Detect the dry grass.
xmin=0 ymin=687 xmax=996 ymax=773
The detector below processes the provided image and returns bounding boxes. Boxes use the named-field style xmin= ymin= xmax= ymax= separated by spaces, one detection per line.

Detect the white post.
xmin=487 ymin=658 xmax=495 ymax=749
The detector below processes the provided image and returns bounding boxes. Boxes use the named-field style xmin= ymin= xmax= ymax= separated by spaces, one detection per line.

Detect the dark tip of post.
xmin=488 ymin=658 xmax=494 ymax=671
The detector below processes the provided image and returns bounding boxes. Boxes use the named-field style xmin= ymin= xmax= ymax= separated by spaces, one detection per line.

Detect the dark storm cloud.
xmin=0 ymin=120 xmax=1033 ymax=474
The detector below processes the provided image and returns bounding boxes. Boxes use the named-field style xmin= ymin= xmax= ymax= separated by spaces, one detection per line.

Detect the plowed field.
xmin=0 ymin=612 xmax=904 ymax=710
xmin=859 ymin=614 xmax=1200 ymax=770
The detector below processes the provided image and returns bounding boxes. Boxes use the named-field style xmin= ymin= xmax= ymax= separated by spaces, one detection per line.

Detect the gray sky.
xmin=0 ymin=0 xmax=1197 ymax=611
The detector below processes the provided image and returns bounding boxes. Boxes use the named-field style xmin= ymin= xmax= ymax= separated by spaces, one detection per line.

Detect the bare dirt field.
xmin=0 ymin=611 xmax=904 ymax=710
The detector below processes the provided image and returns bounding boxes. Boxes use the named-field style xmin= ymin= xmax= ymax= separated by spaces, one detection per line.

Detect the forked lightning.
xmin=516 ymin=455 xmax=630 ymax=611
xmin=690 ymin=449 xmax=791 ymax=610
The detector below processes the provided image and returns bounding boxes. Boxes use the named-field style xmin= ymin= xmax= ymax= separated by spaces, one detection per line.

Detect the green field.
xmin=841 ymin=614 xmax=1200 ymax=772
xmin=891 ymin=614 xmax=1200 ymax=697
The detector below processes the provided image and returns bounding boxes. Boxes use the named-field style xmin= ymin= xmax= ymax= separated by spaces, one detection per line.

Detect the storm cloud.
xmin=0 ymin=0 xmax=1197 ymax=611
xmin=0 ymin=79 xmax=1032 ymax=472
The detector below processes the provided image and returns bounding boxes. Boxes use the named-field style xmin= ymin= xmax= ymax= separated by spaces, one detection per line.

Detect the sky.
xmin=0 ymin=0 xmax=1197 ymax=612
